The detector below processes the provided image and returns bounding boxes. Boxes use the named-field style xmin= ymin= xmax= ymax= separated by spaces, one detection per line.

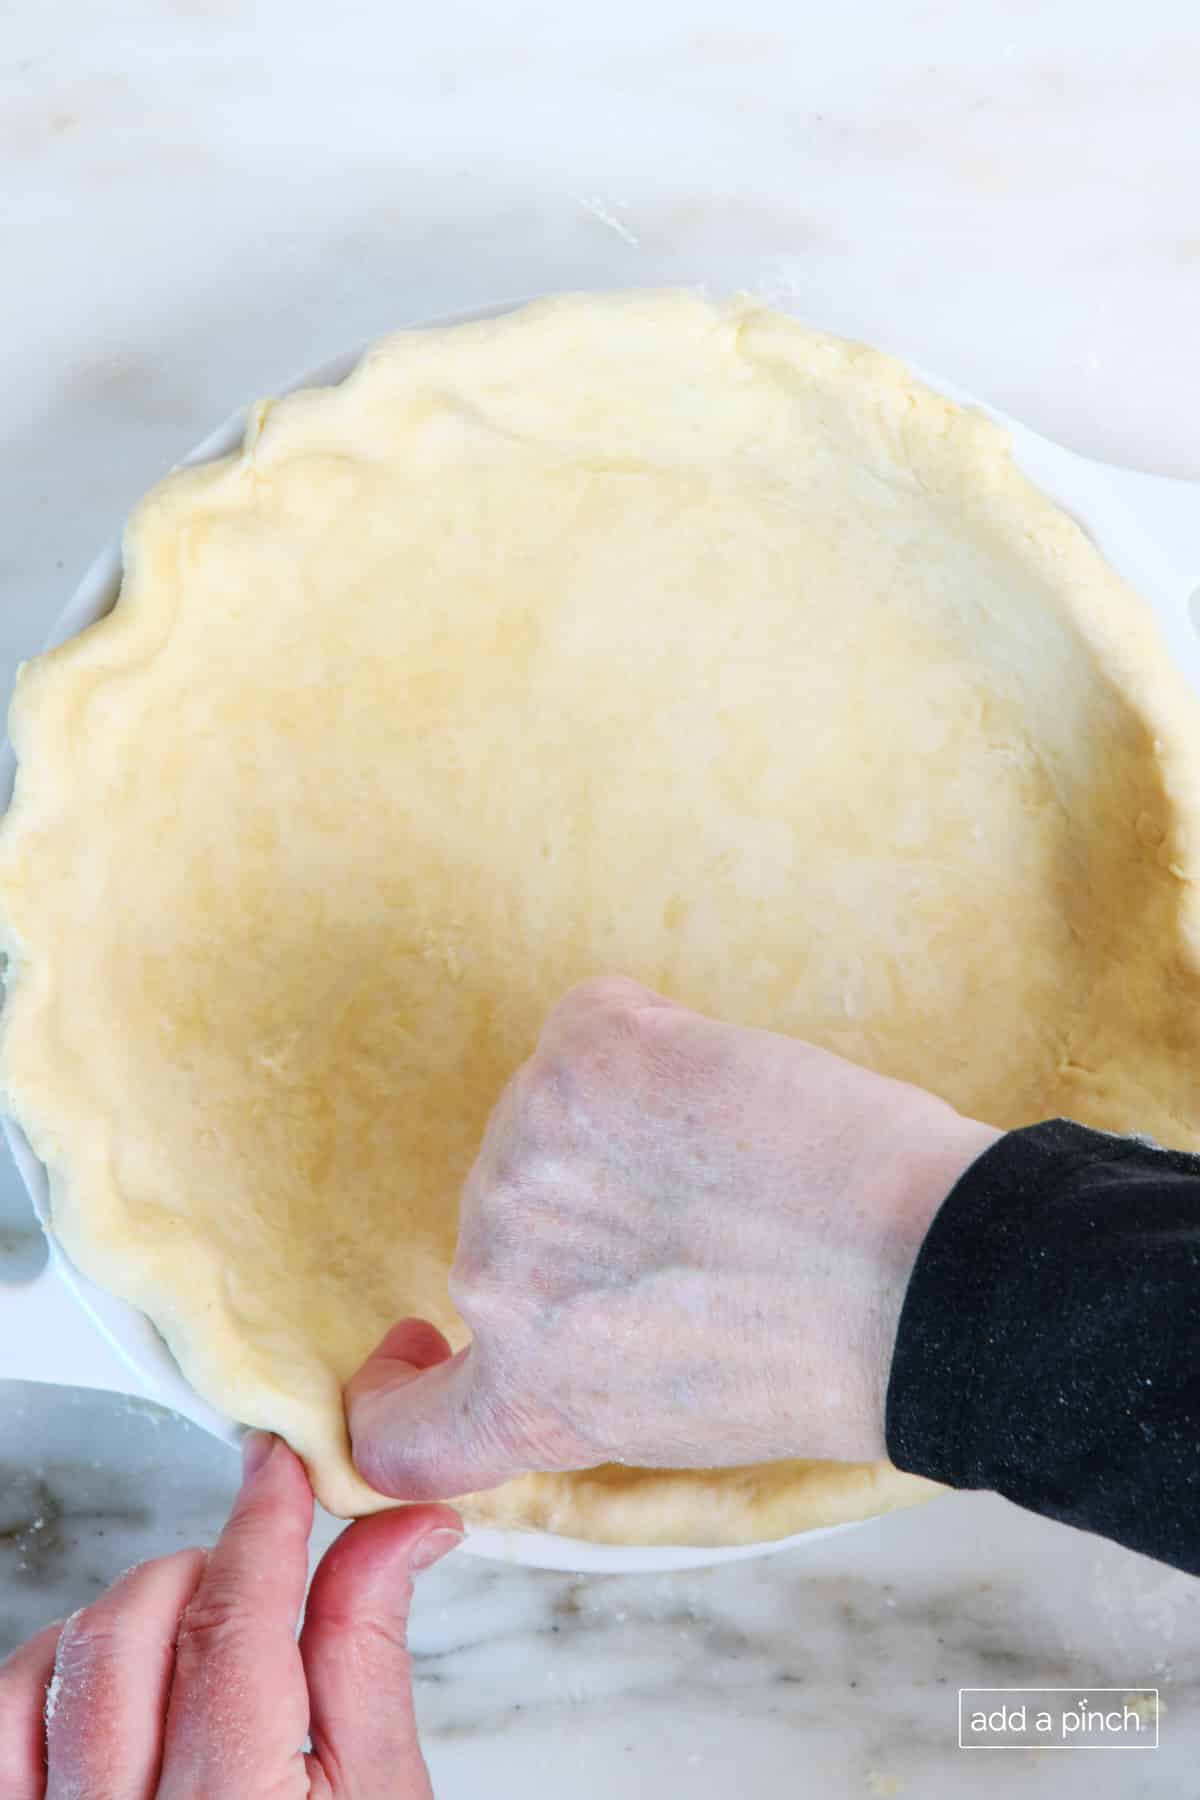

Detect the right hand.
xmin=347 ymin=976 xmax=999 ymax=1501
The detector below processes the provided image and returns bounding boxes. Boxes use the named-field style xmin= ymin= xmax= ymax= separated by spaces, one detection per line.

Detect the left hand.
xmin=0 ymin=1431 xmax=462 ymax=1798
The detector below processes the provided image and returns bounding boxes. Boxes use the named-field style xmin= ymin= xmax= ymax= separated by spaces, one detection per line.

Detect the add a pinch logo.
xmin=959 ymin=1688 xmax=1161 ymax=1750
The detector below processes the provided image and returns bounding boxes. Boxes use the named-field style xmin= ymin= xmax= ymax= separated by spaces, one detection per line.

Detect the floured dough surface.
xmin=4 ymin=291 xmax=1200 ymax=1542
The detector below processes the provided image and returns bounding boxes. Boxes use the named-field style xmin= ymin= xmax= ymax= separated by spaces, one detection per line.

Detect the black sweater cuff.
xmin=885 ymin=1118 xmax=1200 ymax=1574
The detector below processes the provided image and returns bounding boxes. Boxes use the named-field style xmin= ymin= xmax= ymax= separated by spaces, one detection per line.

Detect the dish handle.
xmin=0 ymin=1247 xmax=140 ymax=1393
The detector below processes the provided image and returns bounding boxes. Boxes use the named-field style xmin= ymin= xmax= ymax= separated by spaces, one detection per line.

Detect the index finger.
xmin=156 ymin=1434 xmax=313 ymax=1798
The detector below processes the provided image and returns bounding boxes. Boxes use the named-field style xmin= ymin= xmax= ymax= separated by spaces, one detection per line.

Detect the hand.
xmin=0 ymin=1432 xmax=461 ymax=1798
xmin=348 ymin=976 xmax=999 ymax=1501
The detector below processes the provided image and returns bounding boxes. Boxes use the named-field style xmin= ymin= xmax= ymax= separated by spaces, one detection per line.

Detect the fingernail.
xmin=410 ymin=1525 xmax=464 ymax=1571
xmin=241 ymin=1430 xmax=276 ymax=1482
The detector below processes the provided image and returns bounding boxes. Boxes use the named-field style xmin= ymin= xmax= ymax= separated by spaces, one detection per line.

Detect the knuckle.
xmin=316 ymin=1607 xmax=412 ymax=1666
xmin=446 ymin=1255 xmax=497 ymax=1316
xmin=47 ymin=1612 xmax=137 ymax=1717
xmin=450 ymin=1215 xmax=517 ymax=1305
xmin=54 ymin=1613 xmax=123 ymax=1674
xmin=513 ymin=1049 xmax=571 ymax=1126
xmin=475 ymin=1059 xmax=569 ymax=1183
xmin=473 ymin=1167 xmax=539 ymax=1233
xmin=528 ymin=1038 xmax=605 ymax=1124
xmin=622 ymin=1003 xmax=685 ymax=1080
xmin=562 ymin=973 xmax=650 ymax=1015
xmin=174 ymin=1589 xmax=252 ymax=1662
xmin=481 ymin=1068 xmax=575 ymax=1190
xmin=446 ymin=1231 xmax=487 ymax=1298
xmin=449 ymin=1258 xmax=531 ymax=1336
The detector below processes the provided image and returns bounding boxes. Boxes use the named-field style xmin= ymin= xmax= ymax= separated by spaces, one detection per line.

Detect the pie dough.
xmin=4 ymin=291 xmax=1200 ymax=1544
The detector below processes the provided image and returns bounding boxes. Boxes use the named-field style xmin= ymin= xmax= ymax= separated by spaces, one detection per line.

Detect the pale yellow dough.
xmin=4 ymin=291 xmax=1200 ymax=1544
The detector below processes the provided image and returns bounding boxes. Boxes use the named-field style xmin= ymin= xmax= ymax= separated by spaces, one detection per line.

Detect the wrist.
xmin=859 ymin=1103 xmax=1002 ymax=1460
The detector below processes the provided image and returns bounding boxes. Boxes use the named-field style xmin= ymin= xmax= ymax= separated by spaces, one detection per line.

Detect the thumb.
xmin=301 ymin=1501 xmax=463 ymax=1798
xmin=345 ymin=1318 xmax=524 ymax=1501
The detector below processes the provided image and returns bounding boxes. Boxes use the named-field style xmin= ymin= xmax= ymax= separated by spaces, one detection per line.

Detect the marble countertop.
xmin=3 ymin=1 xmax=1199 ymax=1792
xmin=2 ymin=1384 xmax=1197 ymax=1797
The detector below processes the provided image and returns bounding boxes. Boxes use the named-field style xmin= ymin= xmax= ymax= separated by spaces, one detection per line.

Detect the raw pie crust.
xmin=4 ymin=291 xmax=1200 ymax=1544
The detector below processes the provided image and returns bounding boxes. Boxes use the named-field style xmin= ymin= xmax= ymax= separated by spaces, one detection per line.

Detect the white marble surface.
xmin=1 ymin=1387 xmax=1198 ymax=1797
xmin=2 ymin=1 xmax=1199 ymax=1793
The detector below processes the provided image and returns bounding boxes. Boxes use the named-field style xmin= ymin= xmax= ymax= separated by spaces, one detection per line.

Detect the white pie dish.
xmin=1 ymin=301 xmax=1198 ymax=1572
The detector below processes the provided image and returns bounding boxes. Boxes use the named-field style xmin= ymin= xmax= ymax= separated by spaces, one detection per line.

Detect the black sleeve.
xmin=885 ymin=1118 xmax=1200 ymax=1576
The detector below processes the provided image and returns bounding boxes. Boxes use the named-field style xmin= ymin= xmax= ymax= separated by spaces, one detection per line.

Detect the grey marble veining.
xmin=2 ymin=1379 xmax=1198 ymax=1796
